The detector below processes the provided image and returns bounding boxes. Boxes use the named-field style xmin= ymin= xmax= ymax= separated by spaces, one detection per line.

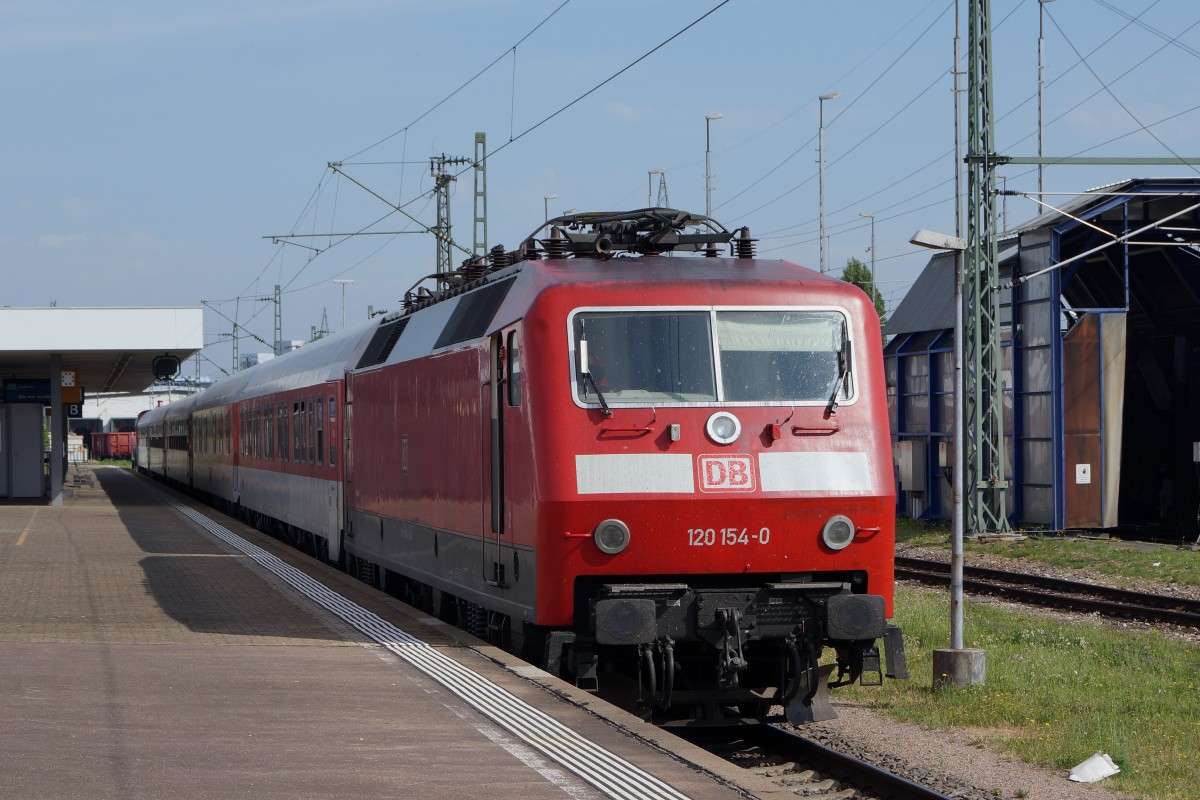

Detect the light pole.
xmin=910 ymin=228 xmax=984 ymax=689
xmin=333 ymin=279 xmax=354 ymax=330
xmin=705 ymin=113 xmax=723 ymax=218
xmin=818 ymin=92 xmax=841 ymax=273
xmin=544 ymin=193 xmax=558 ymax=222
xmin=1038 ymin=0 xmax=1056 ymax=197
xmin=647 ymin=168 xmax=664 ymax=208
xmin=859 ymin=212 xmax=876 ymax=308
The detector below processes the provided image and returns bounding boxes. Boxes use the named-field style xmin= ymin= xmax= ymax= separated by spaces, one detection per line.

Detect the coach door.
xmin=483 ymin=330 xmax=517 ymax=588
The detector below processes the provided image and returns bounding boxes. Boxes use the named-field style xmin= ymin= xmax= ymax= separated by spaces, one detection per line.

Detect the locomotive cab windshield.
xmin=571 ymin=307 xmax=855 ymax=406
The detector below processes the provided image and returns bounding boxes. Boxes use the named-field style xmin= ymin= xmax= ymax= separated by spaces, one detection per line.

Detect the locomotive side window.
xmin=507 ymin=330 xmax=521 ymax=406
xmin=570 ymin=308 xmax=853 ymax=406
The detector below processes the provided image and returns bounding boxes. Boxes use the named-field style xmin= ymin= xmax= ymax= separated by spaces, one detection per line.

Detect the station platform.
xmin=0 ymin=466 xmax=775 ymax=800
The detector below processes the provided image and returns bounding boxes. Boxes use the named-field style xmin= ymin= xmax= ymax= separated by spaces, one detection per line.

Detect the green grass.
xmin=894 ymin=517 xmax=1200 ymax=590
xmin=841 ymin=586 xmax=1200 ymax=799
xmin=87 ymin=458 xmax=132 ymax=468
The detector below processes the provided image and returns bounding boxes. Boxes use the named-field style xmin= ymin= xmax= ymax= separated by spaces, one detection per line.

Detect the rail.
xmin=895 ymin=556 xmax=1200 ymax=628
xmin=678 ymin=724 xmax=955 ymax=800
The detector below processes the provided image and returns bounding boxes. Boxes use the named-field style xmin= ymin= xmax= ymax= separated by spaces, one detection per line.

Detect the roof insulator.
xmin=463 ymin=256 xmax=488 ymax=282
xmin=488 ymin=244 xmax=511 ymax=270
xmin=544 ymin=226 xmax=569 ymax=259
xmin=735 ymin=227 xmax=757 ymax=259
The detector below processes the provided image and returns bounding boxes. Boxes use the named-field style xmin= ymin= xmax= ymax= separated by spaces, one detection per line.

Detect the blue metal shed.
xmin=885 ymin=178 xmax=1200 ymax=539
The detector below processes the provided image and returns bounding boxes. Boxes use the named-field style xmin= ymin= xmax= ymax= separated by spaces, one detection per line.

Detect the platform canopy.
xmin=0 ymin=307 xmax=203 ymax=395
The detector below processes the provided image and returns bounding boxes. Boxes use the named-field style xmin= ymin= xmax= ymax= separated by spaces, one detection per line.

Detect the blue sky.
xmin=5 ymin=1 xmax=1199 ymax=376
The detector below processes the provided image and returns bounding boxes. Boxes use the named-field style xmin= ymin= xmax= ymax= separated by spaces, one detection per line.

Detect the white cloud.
xmin=38 ymin=233 xmax=88 ymax=249
xmin=605 ymin=101 xmax=643 ymax=123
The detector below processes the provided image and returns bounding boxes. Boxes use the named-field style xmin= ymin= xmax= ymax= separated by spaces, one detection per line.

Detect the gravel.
xmin=800 ymin=704 xmax=1139 ymax=800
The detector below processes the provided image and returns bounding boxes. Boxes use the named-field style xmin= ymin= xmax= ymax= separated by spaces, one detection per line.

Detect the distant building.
xmin=885 ymin=178 xmax=1200 ymax=539
xmin=239 ymin=341 xmax=305 ymax=372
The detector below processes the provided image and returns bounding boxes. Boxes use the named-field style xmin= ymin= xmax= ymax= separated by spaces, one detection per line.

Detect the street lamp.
xmin=333 ymin=279 xmax=354 ymax=330
xmin=705 ymin=113 xmax=723 ymax=218
xmin=1038 ymin=0 xmax=1056 ymax=197
xmin=647 ymin=168 xmax=664 ymax=208
xmin=859 ymin=212 xmax=876 ymax=308
xmin=818 ymin=92 xmax=841 ymax=273
xmin=544 ymin=193 xmax=558 ymax=222
xmin=910 ymin=228 xmax=985 ymax=690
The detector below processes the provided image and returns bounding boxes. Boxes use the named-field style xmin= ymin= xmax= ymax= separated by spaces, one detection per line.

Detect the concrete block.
xmin=932 ymin=648 xmax=986 ymax=689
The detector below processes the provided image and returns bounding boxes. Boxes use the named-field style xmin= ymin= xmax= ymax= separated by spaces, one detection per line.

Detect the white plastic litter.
xmin=1069 ymin=752 xmax=1120 ymax=783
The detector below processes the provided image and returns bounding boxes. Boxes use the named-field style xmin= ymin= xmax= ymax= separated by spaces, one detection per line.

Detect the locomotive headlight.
xmin=594 ymin=518 xmax=631 ymax=554
xmin=705 ymin=411 xmax=741 ymax=445
xmin=822 ymin=515 xmax=855 ymax=551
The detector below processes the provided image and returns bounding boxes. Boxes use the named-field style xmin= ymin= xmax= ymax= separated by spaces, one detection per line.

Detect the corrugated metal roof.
xmin=1010 ymin=177 xmax=1200 ymax=234
xmin=884 ymin=251 xmax=955 ymax=336
xmin=884 ymin=177 xmax=1200 ymax=339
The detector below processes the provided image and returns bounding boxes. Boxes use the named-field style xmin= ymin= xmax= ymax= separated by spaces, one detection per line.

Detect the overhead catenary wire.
xmin=210 ymin=0 xmax=583 ymax=343
xmin=1089 ymin=0 xmax=1200 ymax=61
xmin=717 ymin=0 xmax=956 ymax=217
xmin=255 ymin=0 xmax=734 ymax=316
xmin=718 ymin=0 xmax=1028 ymax=226
xmin=339 ymin=0 xmax=574 ymax=164
xmin=210 ymin=0 xmax=1200 ymax=364
xmin=1043 ymin=4 xmax=1200 ymax=178
xmin=755 ymin=0 xmax=1190 ymax=245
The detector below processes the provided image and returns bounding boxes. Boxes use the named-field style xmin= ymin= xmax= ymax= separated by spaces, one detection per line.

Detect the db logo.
xmin=697 ymin=454 xmax=756 ymax=493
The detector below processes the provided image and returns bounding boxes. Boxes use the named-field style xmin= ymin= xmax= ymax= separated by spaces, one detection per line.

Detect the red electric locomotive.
xmin=139 ymin=209 xmax=906 ymax=723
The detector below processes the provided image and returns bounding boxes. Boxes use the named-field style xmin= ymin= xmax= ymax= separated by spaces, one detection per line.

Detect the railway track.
xmin=895 ymin=556 xmax=1200 ymax=628
xmin=677 ymin=724 xmax=955 ymax=800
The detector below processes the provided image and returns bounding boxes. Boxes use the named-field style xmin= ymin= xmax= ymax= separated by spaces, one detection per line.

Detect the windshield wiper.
xmin=824 ymin=323 xmax=850 ymax=419
xmin=578 ymin=333 xmax=612 ymax=418
xmin=586 ymin=372 xmax=612 ymax=418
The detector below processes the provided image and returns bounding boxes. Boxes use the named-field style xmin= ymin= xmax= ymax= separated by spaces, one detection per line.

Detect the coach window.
xmin=316 ymin=394 xmax=324 ymax=466
xmin=308 ymin=395 xmax=316 ymax=463
xmin=328 ymin=396 xmax=337 ymax=466
xmin=293 ymin=401 xmax=302 ymax=463
xmin=278 ymin=402 xmax=288 ymax=462
xmin=507 ymin=330 xmax=521 ymax=406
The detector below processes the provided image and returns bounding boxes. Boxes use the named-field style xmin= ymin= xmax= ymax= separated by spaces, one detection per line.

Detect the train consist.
xmin=138 ymin=208 xmax=906 ymax=724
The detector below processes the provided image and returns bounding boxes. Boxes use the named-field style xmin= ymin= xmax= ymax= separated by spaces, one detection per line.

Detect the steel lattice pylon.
xmin=965 ymin=0 xmax=1010 ymax=532
xmin=431 ymin=154 xmax=471 ymax=283
xmin=473 ymin=132 xmax=488 ymax=259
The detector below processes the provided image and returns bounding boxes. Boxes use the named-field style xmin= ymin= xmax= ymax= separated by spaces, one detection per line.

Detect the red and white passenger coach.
xmin=139 ymin=209 xmax=906 ymax=723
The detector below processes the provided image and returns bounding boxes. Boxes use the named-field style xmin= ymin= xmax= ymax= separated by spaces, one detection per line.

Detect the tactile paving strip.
xmin=123 ymin=473 xmax=691 ymax=800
